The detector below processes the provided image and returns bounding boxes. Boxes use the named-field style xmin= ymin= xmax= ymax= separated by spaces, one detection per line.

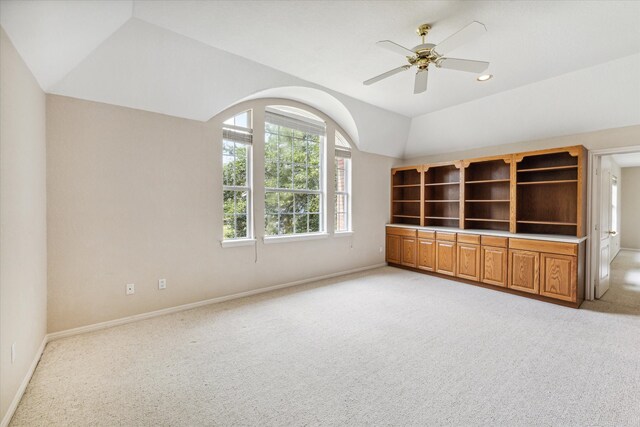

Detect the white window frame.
xmin=222 ymin=112 xmax=254 ymax=244
xmin=334 ymin=131 xmax=352 ymax=234
xmin=263 ymin=106 xmax=326 ymax=238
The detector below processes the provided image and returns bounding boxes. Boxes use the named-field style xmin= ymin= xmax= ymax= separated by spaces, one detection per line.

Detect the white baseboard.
xmin=621 ymin=247 xmax=640 ymax=252
xmin=2 ymin=263 xmax=385 ymax=426
xmin=48 ymin=263 xmax=386 ymax=342
xmin=1 ymin=335 xmax=48 ymax=427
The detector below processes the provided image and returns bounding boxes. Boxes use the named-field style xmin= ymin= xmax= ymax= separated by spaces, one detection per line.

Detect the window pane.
xmin=278 ymin=137 xmax=293 ymax=163
xmin=335 ymin=212 xmax=346 ymax=232
xmin=223 ymin=215 xmax=235 ymax=239
xmin=308 ymin=166 xmax=320 ymax=190
xmin=294 ymin=193 xmax=308 ymax=214
xmin=308 ymin=194 xmax=320 ymax=213
xmin=234 ymin=145 xmax=248 ymax=187
xmin=236 ymin=214 xmax=247 ymax=238
xmin=294 ymin=214 xmax=308 ymax=234
xmin=309 ymin=214 xmax=320 ymax=233
xmin=293 ymin=138 xmax=307 ymax=163
xmin=308 ymin=140 xmax=320 ymax=165
xmin=280 ymin=214 xmax=294 ymax=234
xmin=278 ymin=163 xmax=293 ymax=189
xmin=265 ymin=214 xmax=279 ymax=235
xmin=265 ymin=161 xmax=278 ymax=188
xmin=293 ymin=164 xmax=307 ymax=189
xmin=223 ymin=190 xmax=235 ymax=215
xmin=279 ymin=192 xmax=294 ymax=213
xmin=265 ymin=134 xmax=278 ymax=162
xmin=265 ymin=192 xmax=278 ymax=213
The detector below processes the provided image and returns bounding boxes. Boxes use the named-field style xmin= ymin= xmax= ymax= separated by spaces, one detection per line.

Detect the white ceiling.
xmin=613 ymin=153 xmax=640 ymax=168
xmin=133 ymin=0 xmax=640 ymax=118
xmin=1 ymin=0 xmax=639 ymax=158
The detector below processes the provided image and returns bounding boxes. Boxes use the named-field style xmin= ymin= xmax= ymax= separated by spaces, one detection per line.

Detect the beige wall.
xmin=399 ymin=125 xmax=640 ymax=165
xmin=0 ymin=29 xmax=48 ymax=422
xmin=621 ymin=167 xmax=640 ymax=250
xmin=46 ymin=95 xmax=395 ymax=333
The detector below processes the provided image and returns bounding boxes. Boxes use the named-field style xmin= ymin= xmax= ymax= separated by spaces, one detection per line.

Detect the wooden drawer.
xmin=481 ymin=235 xmax=508 ymax=248
xmin=418 ymin=230 xmax=436 ymax=239
xmin=436 ymin=232 xmax=456 ymax=242
xmin=387 ymin=227 xmax=417 ymax=238
xmin=457 ymin=234 xmax=480 ymax=245
xmin=509 ymin=238 xmax=577 ymax=256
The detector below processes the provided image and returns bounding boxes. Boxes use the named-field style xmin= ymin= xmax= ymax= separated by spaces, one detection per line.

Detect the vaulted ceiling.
xmin=2 ymin=0 xmax=639 ymax=158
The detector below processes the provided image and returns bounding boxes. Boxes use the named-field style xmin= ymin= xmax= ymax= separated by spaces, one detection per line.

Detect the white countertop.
xmin=386 ymin=224 xmax=588 ymax=244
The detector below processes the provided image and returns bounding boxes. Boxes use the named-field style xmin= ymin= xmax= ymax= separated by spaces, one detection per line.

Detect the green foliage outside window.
xmin=223 ymin=140 xmax=249 ymax=239
xmin=264 ymin=122 xmax=322 ymax=235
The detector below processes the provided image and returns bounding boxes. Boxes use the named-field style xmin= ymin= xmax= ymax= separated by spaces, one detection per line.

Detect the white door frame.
xmin=586 ymin=144 xmax=640 ymax=300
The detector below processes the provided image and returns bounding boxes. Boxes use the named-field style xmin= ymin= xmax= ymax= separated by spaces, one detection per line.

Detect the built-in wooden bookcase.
xmin=423 ymin=162 xmax=461 ymax=227
xmin=391 ymin=166 xmax=422 ymax=226
xmin=390 ymin=145 xmax=586 ymax=237
xmin=514 ymin=146 xmax=586 ymax=236
xmin=462 ymin=156 xmax=512 ymax=232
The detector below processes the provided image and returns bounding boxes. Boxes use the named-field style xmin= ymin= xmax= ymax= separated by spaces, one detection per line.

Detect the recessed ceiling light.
xmin=477 ymin=74 xmax=493 ymax=82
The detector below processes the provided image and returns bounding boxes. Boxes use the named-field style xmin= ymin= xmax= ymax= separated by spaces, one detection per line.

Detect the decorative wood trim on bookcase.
xmin=460 ymin=166 xmax=466 ymax=229
xmin=420 ymin=165 xmax=425 ymax=226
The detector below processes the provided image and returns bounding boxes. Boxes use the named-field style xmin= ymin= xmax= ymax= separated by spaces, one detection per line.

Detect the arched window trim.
xmin=215 ymin=98 xmax=357 ymax=246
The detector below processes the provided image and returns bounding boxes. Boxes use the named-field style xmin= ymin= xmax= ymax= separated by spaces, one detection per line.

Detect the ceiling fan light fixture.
xmin=477 ymin=74 xmax=493 ymax=82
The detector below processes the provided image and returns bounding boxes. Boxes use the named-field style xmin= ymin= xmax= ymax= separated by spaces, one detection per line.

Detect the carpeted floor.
xmin=10 ymin=253 xmax=640 ymax=426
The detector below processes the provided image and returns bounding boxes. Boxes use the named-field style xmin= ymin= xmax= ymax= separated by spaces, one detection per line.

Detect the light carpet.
xmin=10 ymin=259 xmax=640 ymax=426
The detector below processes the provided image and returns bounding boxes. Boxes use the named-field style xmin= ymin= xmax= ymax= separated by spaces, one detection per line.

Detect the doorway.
xmin=588 ymin=146 xmax=640 ymax=301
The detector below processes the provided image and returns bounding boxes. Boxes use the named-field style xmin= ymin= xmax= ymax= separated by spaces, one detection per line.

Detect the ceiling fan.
xmin=363 ymin=21 xmax=490 ymax=94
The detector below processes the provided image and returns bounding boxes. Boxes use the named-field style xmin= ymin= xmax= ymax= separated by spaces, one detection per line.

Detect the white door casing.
xmin=596 ymin=166 xmax=612 ymax=298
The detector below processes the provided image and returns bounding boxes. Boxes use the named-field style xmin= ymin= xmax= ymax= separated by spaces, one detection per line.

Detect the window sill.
xmin=221 ymin=239 xmax=256 ymax=248
xmin=263 ymin=233 xmax=329 ymax=244
xmin=334 ymin=231 xmax=354 ymax=237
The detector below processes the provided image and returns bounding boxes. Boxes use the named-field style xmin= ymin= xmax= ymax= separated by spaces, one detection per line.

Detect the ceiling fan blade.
xmin=434 ymin=21 xmax=486 ymax=55
xmin=363 ymin=65 xmax=410 ymax=86
xmin=414 ymin=69 xmax=428 ymax=94
xmin=376 ymin=40 xmax=415 ymax=57
xmin=437 ymin=58 xmax=490 ymax=73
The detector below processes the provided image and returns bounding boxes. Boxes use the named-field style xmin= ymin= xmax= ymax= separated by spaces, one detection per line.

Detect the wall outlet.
xmin=11 ymin=342 xmax=16 ymax=364
xmin=126 ymin=283 xmax=135 ymax=295
xmin=158 ymin=278 xmax=167 ymax=290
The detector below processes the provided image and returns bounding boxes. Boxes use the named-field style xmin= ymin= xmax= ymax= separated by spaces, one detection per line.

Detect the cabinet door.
xmin=508 ymin=250 xmax=539 ymax=294
xmin=436 ymin=241 xmax=456 ymax=276
xmin=481 ymin=246 xmax=507 ymax=287
xmin=457 ymin=244 xmax=480 ymax=281
xmin=401 ymin=237 xmax=417 ymax=267
xmin=541 ymin=253 xmax=577 ymax=302
xmin=418 ymin=238 xmax=436 ymax=271
xmin=386 ymin=234 xmax=401 ymax=264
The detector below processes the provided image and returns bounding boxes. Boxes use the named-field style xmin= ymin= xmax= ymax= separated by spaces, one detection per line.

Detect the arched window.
xmin=219 ymin=100 xmax=355 ymax=245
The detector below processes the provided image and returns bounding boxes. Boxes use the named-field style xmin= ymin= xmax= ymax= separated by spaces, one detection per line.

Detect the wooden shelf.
xmin=518 ymin=165 xmax=578 ymax=173
xmin=392 ymin=214 xmax=420 ymax=218
xmin=465 ymin=179 xmax=510 ymax=184
xmin=517 ymin=180 xmax=577 ymax=185
xmin=393 ymin=184 xmax=421 ymax=188
xmin=517 ymin=220 xmax=577 ymax=226
xmin=425 ymin=200 xmax=459 ymax=203
xmin=392 ymin=200 xmax=420 ymax=203
xmin=424 ymin=182 xmax=460 ymax=186
xmin=466 ymin=200 xmax=510 ymax=203
xmin=425 ymin=216 xmax=459 ymax=220
xmin=465 ymin=218 xmax=510 ymax=223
